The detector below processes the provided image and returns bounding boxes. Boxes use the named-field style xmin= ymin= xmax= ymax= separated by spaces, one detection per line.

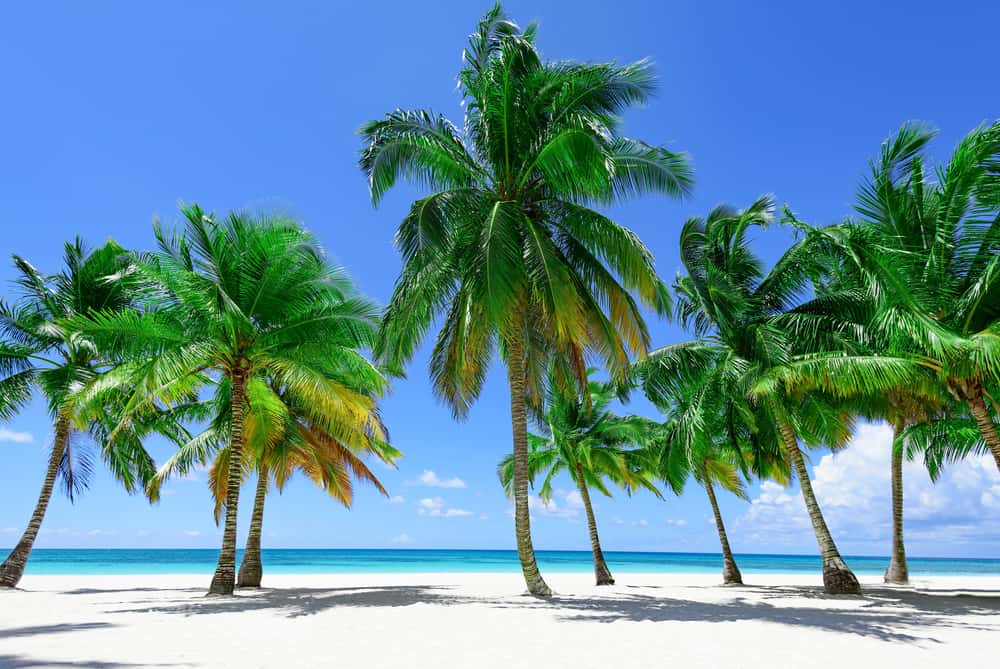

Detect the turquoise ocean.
xmin=14 ymin=549 xmax=1000 ymax=576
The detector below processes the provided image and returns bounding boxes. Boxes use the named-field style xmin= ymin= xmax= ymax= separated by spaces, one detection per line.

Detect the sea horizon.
xmin=13 ymin=548 xmax=1000 ymax=576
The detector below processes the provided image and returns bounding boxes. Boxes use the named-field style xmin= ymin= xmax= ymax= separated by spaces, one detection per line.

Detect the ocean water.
xmin=15 ymin=549 xmax=1000 ymax=576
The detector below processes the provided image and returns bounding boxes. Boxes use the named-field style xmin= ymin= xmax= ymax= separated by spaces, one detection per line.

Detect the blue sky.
xmin=1 ymin=1 xmax=999 ymax=558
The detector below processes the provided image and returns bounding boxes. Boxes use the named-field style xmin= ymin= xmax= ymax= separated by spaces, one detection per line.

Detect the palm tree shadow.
xmin=545 ymin=583 xmax=1000 ymax=643
xmin=0 ymin=656 xmax=184 ymax=668
xmin=0 ymin=622 xmax=115 ymax=640
xmin=101 ymin=582 xmax=1000 ymax=644
xmin=108 ymin=585 xmax=480 ymax=618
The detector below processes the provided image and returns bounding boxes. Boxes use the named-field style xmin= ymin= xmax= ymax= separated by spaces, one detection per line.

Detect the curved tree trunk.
xmin=573 ymin=462 xmax=614 ymax=585
xmin=0 ymin=414 xmax=72 ymax=588
xmin=208 ymin=370 xmax=247 ymax=596
xmin=967 ymin=395 xmax=1000 ymax=472
xmin=506 ymin=337 xmax=552 ymax=597
xmin=779 ymin=421 xmax=861 ymax=595
xmin=703 ymin=476 xmax=742 ymax=585
xmin=237 ymin=464 xmax=268 ymax=588
xmin=884 ymin=424 xmax=908 ymax=584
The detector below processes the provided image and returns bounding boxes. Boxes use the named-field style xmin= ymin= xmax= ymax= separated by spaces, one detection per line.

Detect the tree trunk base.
xmin=594 ymin=557 xmax=615 ymax=586
xmin=525 ymin=577 xmax=553 ymax=597
xmin=823 ymin=563 xmax=861 ymax=594
xmin=722 ymin=563 xmax=743 ymax=585
xmin=0 ymin=565 xmax=24 ymax=588
xmin=237 ymin=559 xmax=262 ymax=588
xmin=883 ymin=558 xmax=908 ymax=585
xmin=0 ymin=542 xmax=31 ymax=588
xmin=207 ymin=569 xmax=235 ymax=596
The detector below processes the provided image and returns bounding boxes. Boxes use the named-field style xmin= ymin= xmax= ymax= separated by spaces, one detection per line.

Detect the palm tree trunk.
xmin=779 ymin=421 xmax=860 ymax=594
xmin=506 ymin=337 xmax=551 ymax=597
xmin=208 ymin=370 xmax=247 ymax=596
xmin=967 ymin=395 xmax=1000 ymax=472
xmin=884 ymin=424 xmax=908 ymax=584
xmin=0 ymin=414 xmax=72 ymax=588
xmin=573 ymin=462 xmax=614 ymax=586
xmin=237 ymin=464 xmax=268 ymax=588
xmin=703 ymin=476 xmax=742 ymax=585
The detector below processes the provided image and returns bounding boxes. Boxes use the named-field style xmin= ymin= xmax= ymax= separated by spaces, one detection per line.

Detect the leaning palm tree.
xmin=639 ymin=359 xmax=776 ymax=586
xmin=0 ymin=240 xmax=185 ymax=587
xmin=498 ymin=369 xmax=659 ymax=585
xmin=637 ymin=196 xmax=880 ymax=594
xmin=73 ymin=206 xmax=384 ymax=595
xmin=358 ymin=3 xmax=691 ymax=595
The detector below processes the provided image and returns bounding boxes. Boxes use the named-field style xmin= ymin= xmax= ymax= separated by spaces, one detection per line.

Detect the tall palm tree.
xmin=0 ymin=240 xmax=184 ymax=587
xmin=73 ymin=206 xmax=384 ymax=595
xmin=358 ymin=3 xmax=691 ymax=595
xmin=637 ymin=197 xmax=874 ymax=594
xmin=498 ymin=369 xmax=659 ymax=585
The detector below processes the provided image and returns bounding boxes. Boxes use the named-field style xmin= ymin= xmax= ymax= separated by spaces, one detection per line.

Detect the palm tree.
xmin=638 ymin=360 xmax=771 ymax=586
xmin=498 ymin=369 xmax=659 ymax=585
xmin=73 ymin=206 xmax=385 ymax=595
xmin=777 ymin=122 xmax=1000 ymax=581
xmin=0 ymin=240 xmax=183 ymax=587
xmin=835 ymin=122 xmax=1000 ymax=469
xmin=149 ymin=370 xmax=399 ymax=588
xmin=358 ymin=3 xmax=691 ymax=595
xmin=637 ymin=197 xmax=871 ymax=594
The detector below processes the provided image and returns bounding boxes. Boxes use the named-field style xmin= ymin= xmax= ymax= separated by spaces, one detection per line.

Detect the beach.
xmin=2 ymin=572 xmax=998 ymax=668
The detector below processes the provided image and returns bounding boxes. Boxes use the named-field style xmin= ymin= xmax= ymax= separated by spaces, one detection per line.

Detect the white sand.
xmin=1 ymin=572 xmax=998 ymax=668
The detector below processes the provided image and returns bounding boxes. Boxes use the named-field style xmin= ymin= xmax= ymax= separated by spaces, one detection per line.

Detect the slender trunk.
xmin=703 ymin=475 xmax=742 ymax=585
xmin=237 ymin=464 xmax=268 ymax=588
xmin=574 ymin=462 xmax=614 ymax=585
xmin=506 ymin=337 xmax=551 ymax=597
xmin=208 ymin=370 xmax=247 ymax=596
xmin=779 ymin=421 xmax=860 ymax=594
xmin=884 ymin=424 xmax=908 ymax=584
xmin=967 ymin=395 xmax=1000 ymax=472
xmin=0 ymin=414 xmax=72 ymax=588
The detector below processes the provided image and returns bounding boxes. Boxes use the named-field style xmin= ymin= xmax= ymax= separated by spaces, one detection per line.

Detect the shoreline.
xmin=2 ymin=572 xmax=998 ymax=668
xmin=12 ymin=548 xmax=1000 ymax=579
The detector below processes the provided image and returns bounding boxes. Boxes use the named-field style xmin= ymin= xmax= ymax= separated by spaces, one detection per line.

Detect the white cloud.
xmin=392 ymin=533 xmax=414 ymax=545
xmin=665 ymin=519 xmax=687 ymax=527
xmin=417 ymin=496 xmax=473 ymax=518
xmin=135 ymin=530 xmax=150 ymax=537
xmin=416 ymin=470 xmax=466 ymax=489
xmin=182 ymin=530 xmax=201 ymax=537
xmin=0 ymin=428 xmax=33 ymax=443
xmin=388 ymin=495 xmax=405 ymax=504
xmin=87 ymin=529 xmax=116 ymax=537
xmin=478 ymin=513 xmax=489 ymax=521
xmin=1 ymin=527 xmax=17 ymax=534
xmin=735 ymin=422 xmax=1000 ymax=552
xmin=527 ymin=489 xmax=585 ymax=520
xmin=633 ymin=519 xmax=649 ymax=527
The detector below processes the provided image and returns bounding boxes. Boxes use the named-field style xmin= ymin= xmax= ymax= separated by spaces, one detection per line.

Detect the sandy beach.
xmin=1 ymin=572 xmax=997 ymax=668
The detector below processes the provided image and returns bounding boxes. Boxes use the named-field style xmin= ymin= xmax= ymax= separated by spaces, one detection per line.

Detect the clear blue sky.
xmin=2 ymin=1 xmax=998 ymax=558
